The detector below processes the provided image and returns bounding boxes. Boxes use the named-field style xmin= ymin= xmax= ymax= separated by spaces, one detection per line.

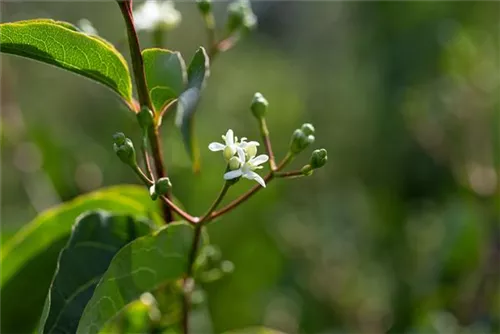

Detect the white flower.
xmin=224 ymin=147 xmax=269 ymax=187
xmin=133 ymin=0 xmax=181 ymax=32
xmin=208 ymin=129 xmax=239 ymax=161
xmin=239 ymin=138 xmax=260 ymax=158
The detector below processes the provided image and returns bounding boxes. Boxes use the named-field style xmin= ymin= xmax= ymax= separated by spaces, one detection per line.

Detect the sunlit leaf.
xmin=38 ymin=211 xmax=153 ymax=334
xmin=0 ymin=19 xmax=133 ymax=102
xmin=0 ymin=185 xmax=158 ymax=334
xmin=77 ymin=222 xmax=200 ymax=334
xmin=142 ymin=48 xmax=187 ymax=113
xmin=176 ymin=47 xmax=210 ymax=172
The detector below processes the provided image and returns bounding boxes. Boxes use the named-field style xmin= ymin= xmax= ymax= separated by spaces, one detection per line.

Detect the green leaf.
xmin=0 ymin=185 xmax=157 ymax=334
xmin=142 ymin=48 xmax=187 ymax=113
xmin=77 ymin=222 xmax=198 ymax=334
xmin=223 ymin=327 xmax=287 ymax=334
xmin=0 ymin=19 xmax=132 ymax=102
xmin=38 ymin=211 xmax=153 ymax=334
xmin=175 ymin=47 xmax=210 ymax=172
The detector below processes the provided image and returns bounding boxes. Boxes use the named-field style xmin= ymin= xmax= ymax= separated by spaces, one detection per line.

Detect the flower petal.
xmin=225 ymin=129 xmax=234 ymax=146
xmin=245 ymin=171 xmax=266 ymax=187
xmin=236 ymin=147 xmax=246 ymax=162
xmin=208 ymin=142 xmax=225 ymax=151
xmin=224 ymin=169 xmax=243 ymax=180
xmin=250 ymin=154 xmax=269 ymax=166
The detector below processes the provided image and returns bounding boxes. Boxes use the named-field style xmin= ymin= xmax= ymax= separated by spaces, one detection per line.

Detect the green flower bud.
xmin=155 ymin=177 xmax=172 ymax=195
xmin=244 ymin=143 xmax=258 ymax=159
xmin=251 ymin=92 xmax=268 ymax=119
xmin=113 ymin=132 xmax=126 ymax=146
xmin=226 ymin=0 xmax=255 ymax=34
xmin=301 ymin=123 xmax=315 ymax=136
xmin=149 ymin=185 xmax=158 ymax=200
xmin=137 ymin=107 xmax=154 ymax=129
xmin=228 ymin=156 xmax=241 ymax=170
xmin=113 ymin=134 xmax=136 ymax=166
xmin=196 ymin=0 xmax=212 ymax=15
xmin=289 ymin=129 xmax=315 ymax=154
xmin=310 ymin=149 xmax=328 ymax=169
xmin=301 ymin=164 xmax=313 ymax=176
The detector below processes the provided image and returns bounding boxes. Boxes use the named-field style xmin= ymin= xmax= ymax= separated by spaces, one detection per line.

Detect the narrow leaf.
xmin=0 ymin=19 xmax=133 ymax=102
xmin=77 ymin=222 xmax=198 ymax=334
xmin=0 ymin=185 xmax=157 ymax=334
xmin=38 ymin=211 xmax=153 ymax=334
xmin=176 ymin=47 xmax=210 ymax=171
xmin=142 ymin=48 xmax=187 ymax=113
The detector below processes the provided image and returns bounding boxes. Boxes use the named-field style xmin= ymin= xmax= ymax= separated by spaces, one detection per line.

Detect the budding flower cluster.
xmin=301 ymin=149 xmax=328 ymax=175
xmin=226 ymin=0 xmax=257 ymax=34
xmin=209 ymin=129 xmax=269 ymax=187
xmin=289 ymin=123 xmax=315 ymax=154
xmin=149 ymin=177 xmax=172 ymax=200
xmin=113 ymin=132 xmax=137 ymax=166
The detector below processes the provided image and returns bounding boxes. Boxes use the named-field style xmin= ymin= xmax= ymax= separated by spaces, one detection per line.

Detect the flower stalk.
xmin=117 ymin=0 xmax=174 ymax=222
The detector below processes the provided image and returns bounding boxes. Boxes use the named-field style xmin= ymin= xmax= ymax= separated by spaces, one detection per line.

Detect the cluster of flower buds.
xmin=289 ymin=123 xmax=316 ymax=155
xmin=301 ymin=149 xmax=328 ymax=176
xmin=209 ymin=129 xmax=269 ymax=187
xmin=149 ymin=177 xmax=172 ymax=200
xmin=226 ymin=0 xmax=257 ymax=34
xmin=113 ymin=132 xmax=137 ymax=167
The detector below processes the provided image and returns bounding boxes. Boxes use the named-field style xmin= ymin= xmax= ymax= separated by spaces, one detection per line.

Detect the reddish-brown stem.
xmin=117 ymin=1 xmax=174 ymax=222
xmin=274 ymin=170 xmax=305 ymax=178
xmin=208 ymin=153 xmax=293 ymax=222
xmin=160 ymin=195 xmax=197 ymax=223
xmin=259 ymin=118 xmax=276 ymax=171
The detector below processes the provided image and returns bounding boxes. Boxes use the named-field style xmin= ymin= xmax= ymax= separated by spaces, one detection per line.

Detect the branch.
xmin=117 ymin=1 xmax=174 ymax=222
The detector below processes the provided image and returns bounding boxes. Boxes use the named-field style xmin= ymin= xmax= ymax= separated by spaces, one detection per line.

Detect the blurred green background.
xmin=1 ymin=1 xmax=499 ymax=333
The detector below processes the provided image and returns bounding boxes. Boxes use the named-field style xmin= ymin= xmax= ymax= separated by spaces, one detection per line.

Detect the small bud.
xmin=113 ymin=132 xmax=126 ymax=146
xmin=228 ymin=156 xmax=241 ymax=170
xmin=137 ymin=107 xmax=154 ymax=129
xmin=301 ymin=123 xmax=315 ymax=136
xmin=289 ymin=129 xmax=315 ymax=154
xmin=113 ymin=133 xmax=136 ymax=166
xmin=310 ymin=149 xmax=328 ymax=169
xmin=226 ymin=0 xmax=255 ymax=34
xmin=300 ymin=164 xmax=313 ymax=176
xmin=196 ymin=0 xmax=212 ymax=15
xmin=244 ymin=144 xmax=258 ymax=159
xmin=251 ymin=92 xmax=268 ymax=119
xmin=149 ymin=185 xmax=158 ymax=200
xmin=223 ymin=146 xmax=235 ymax=161
xmin=155 ymin=177 xmax=172 ymax=195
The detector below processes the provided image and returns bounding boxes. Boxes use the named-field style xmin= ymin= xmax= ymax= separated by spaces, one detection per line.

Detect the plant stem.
xmin=208 ymin=153 xmax=293 ymax=221
xmin=117 ymin=0 xmax=174 ymax=222
xmin=274 ymin=170 xmax=305 ymax=178
xmin=182 ymin=182 xmax=231 ymax=334
xmin=258 ymin=118 xmax=276 ymax=171
xmin=141 ymin=132 xmax=154 ymax=180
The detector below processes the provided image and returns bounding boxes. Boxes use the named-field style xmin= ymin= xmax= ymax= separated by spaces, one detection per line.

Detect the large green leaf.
xmin=77 ymin=222 xmax=198 ymax=334
xmin=38 ymin=211 xmax=153 ymax=334
xmin=0 ymin=19 xmax=132 ymax=102
xmin=175 ymin=47 xmax=210 ymax=172
xmin=142 ymin=48 xmax=187 ymax=113
xmin=0 ymin=185 xmax=158 ymax=334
